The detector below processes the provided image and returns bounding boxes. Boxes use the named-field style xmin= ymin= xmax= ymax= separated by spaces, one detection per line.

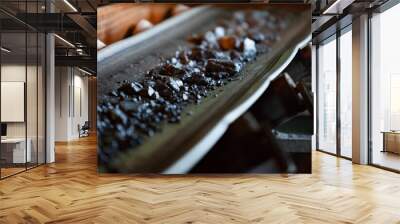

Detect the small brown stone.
xmin=218 ymin=36 xmax=239 ymax=51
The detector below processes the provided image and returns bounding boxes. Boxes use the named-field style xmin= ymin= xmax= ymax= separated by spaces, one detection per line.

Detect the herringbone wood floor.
xmin=1 ymin=135 xmax=400 ymax=224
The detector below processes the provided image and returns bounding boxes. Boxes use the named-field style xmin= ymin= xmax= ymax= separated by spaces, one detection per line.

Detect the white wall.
xmin=54 ymin=67 xmax=89 ymax=141
xmin=1 ymin=65 xmax=36 ymax=138
xmin=55 ymin=66 xmax=70 ymax=141
xmin=72 ymin=73 xmax=89 ymax=138
xmin=1 ymin=65 xmax=26 ymax=139
xmin=1 ymin=63 xmax=46 ymax=164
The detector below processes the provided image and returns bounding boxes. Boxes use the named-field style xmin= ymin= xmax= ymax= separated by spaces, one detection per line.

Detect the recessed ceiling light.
xmin=63 ymin=0 xmax=78 ymax=12
xmin=54 ymin=34 xmax=75 ymax=48
xmin=323 ymin=0 xmax=354 ymax=15
xmin=1 ymin=47 xmax=11 ymax=53
xmin=78 ymin=68 xmax=92 ymax=76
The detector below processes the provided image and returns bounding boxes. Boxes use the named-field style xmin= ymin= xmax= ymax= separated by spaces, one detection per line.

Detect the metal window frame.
xmin=315 ymin=0 xmax=400 ymax=172
xmin=367 ymin=0 xmax=400 ymax=173
xmin=315 ymin=22 xmax=353 ymax=161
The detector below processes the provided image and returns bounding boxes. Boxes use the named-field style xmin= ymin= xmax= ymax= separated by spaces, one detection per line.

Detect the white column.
xmin=352 ymin=14 xmax=369 ymax=164
xmin=46 ymin=33 xmax=55 ymax=163
xmin=45 ymin=1 xmax=56 ymax=163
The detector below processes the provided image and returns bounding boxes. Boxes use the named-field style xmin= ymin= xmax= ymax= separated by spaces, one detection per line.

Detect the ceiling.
xmin=0 ymin=0 xmax=97 ymax=74
xmin=312 ymin=0 xmax=391 ymax=44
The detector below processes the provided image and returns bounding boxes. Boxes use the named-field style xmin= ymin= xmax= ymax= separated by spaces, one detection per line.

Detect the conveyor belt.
xmin=97 ymin=5 xmax=311 ymax=173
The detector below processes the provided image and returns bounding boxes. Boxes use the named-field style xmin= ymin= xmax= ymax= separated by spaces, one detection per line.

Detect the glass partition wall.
xmin=0 ymin=2 xmax=46 ymax=179
xmin=316 ymin=27 xmax=353 ymax=159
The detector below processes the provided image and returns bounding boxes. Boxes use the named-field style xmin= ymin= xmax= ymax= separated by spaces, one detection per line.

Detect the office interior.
xmin=0 ymin=0 xmax=96 ymax=179
xmin=312 ymin=0 xmax=400 ymax=172
xmin=0 ymin=0 xmax=398 ymax=223
xmin=0 ymin=0 xmax=398 ymax=177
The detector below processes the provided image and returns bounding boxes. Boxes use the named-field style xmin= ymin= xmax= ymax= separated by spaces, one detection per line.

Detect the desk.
xmin=1 ymin=138 xmax=31 ymax=163
xmin=382 ymin=131 xmax=400 ymax=154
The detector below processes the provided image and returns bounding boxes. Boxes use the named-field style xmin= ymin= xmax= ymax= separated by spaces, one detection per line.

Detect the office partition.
xmin=0 ymin=1 xmax=47 ymax=179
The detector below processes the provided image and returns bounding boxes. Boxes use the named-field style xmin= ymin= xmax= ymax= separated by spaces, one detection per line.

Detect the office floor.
xmin=0 ymin=167 xmax=25 ymax=178
xmin=0 ymin=135 xmax=399 ymax=223
xmin=0 ymin=163 xmax=40 ymax=178
xmin=372 ymin=150 xmax=400 ymax=171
